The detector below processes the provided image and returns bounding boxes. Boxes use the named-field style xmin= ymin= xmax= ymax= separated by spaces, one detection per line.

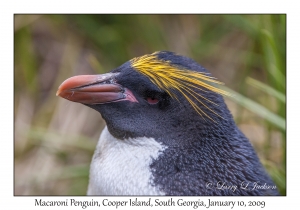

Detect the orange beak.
xmin=56 ymin=73 xmax=137 ymax=104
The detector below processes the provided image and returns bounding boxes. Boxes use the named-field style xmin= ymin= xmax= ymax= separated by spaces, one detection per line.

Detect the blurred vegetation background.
xmin=14 ymin=14 xmax=286 ymax=195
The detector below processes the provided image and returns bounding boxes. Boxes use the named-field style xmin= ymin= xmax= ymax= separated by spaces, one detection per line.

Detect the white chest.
xmin=87 ymin=126 xmax=166 ymax=195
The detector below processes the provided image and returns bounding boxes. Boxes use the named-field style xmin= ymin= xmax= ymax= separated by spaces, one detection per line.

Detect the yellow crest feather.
xmin=130 ymin=52 xmax=230 ymax=121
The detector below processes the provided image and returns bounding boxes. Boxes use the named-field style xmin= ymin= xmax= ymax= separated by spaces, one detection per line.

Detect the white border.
xmin=2 ymin=0 xmax=298 ymax=209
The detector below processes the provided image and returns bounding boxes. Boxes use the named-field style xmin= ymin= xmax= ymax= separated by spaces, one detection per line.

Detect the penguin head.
xmin=57 ymin=51 xmax=232 ymax=144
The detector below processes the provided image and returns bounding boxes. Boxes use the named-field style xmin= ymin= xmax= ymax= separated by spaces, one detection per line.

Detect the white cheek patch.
xmin=87 ymin=126 xmax=166 ymax=195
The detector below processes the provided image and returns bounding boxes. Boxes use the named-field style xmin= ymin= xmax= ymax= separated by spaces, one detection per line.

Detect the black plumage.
xmin=57 ymin=51 xmax=278 ymax=195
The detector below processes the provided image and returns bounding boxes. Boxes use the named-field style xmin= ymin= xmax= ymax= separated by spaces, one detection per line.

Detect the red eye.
xmin=146 ymin=97 xmax=159 ymax=104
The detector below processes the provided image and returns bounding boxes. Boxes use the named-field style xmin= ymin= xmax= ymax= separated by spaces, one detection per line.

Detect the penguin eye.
xmin=146 ymin=97 xmax=159 ymax=104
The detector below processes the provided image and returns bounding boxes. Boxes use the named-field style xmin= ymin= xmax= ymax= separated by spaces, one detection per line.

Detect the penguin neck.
xmin=157 ymin=110 xmax=238 ymax=148
xmin=87 ymin=126 xmax=166 ymax=195
xmin=148 ymin=121 xmax=275 ymax=195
